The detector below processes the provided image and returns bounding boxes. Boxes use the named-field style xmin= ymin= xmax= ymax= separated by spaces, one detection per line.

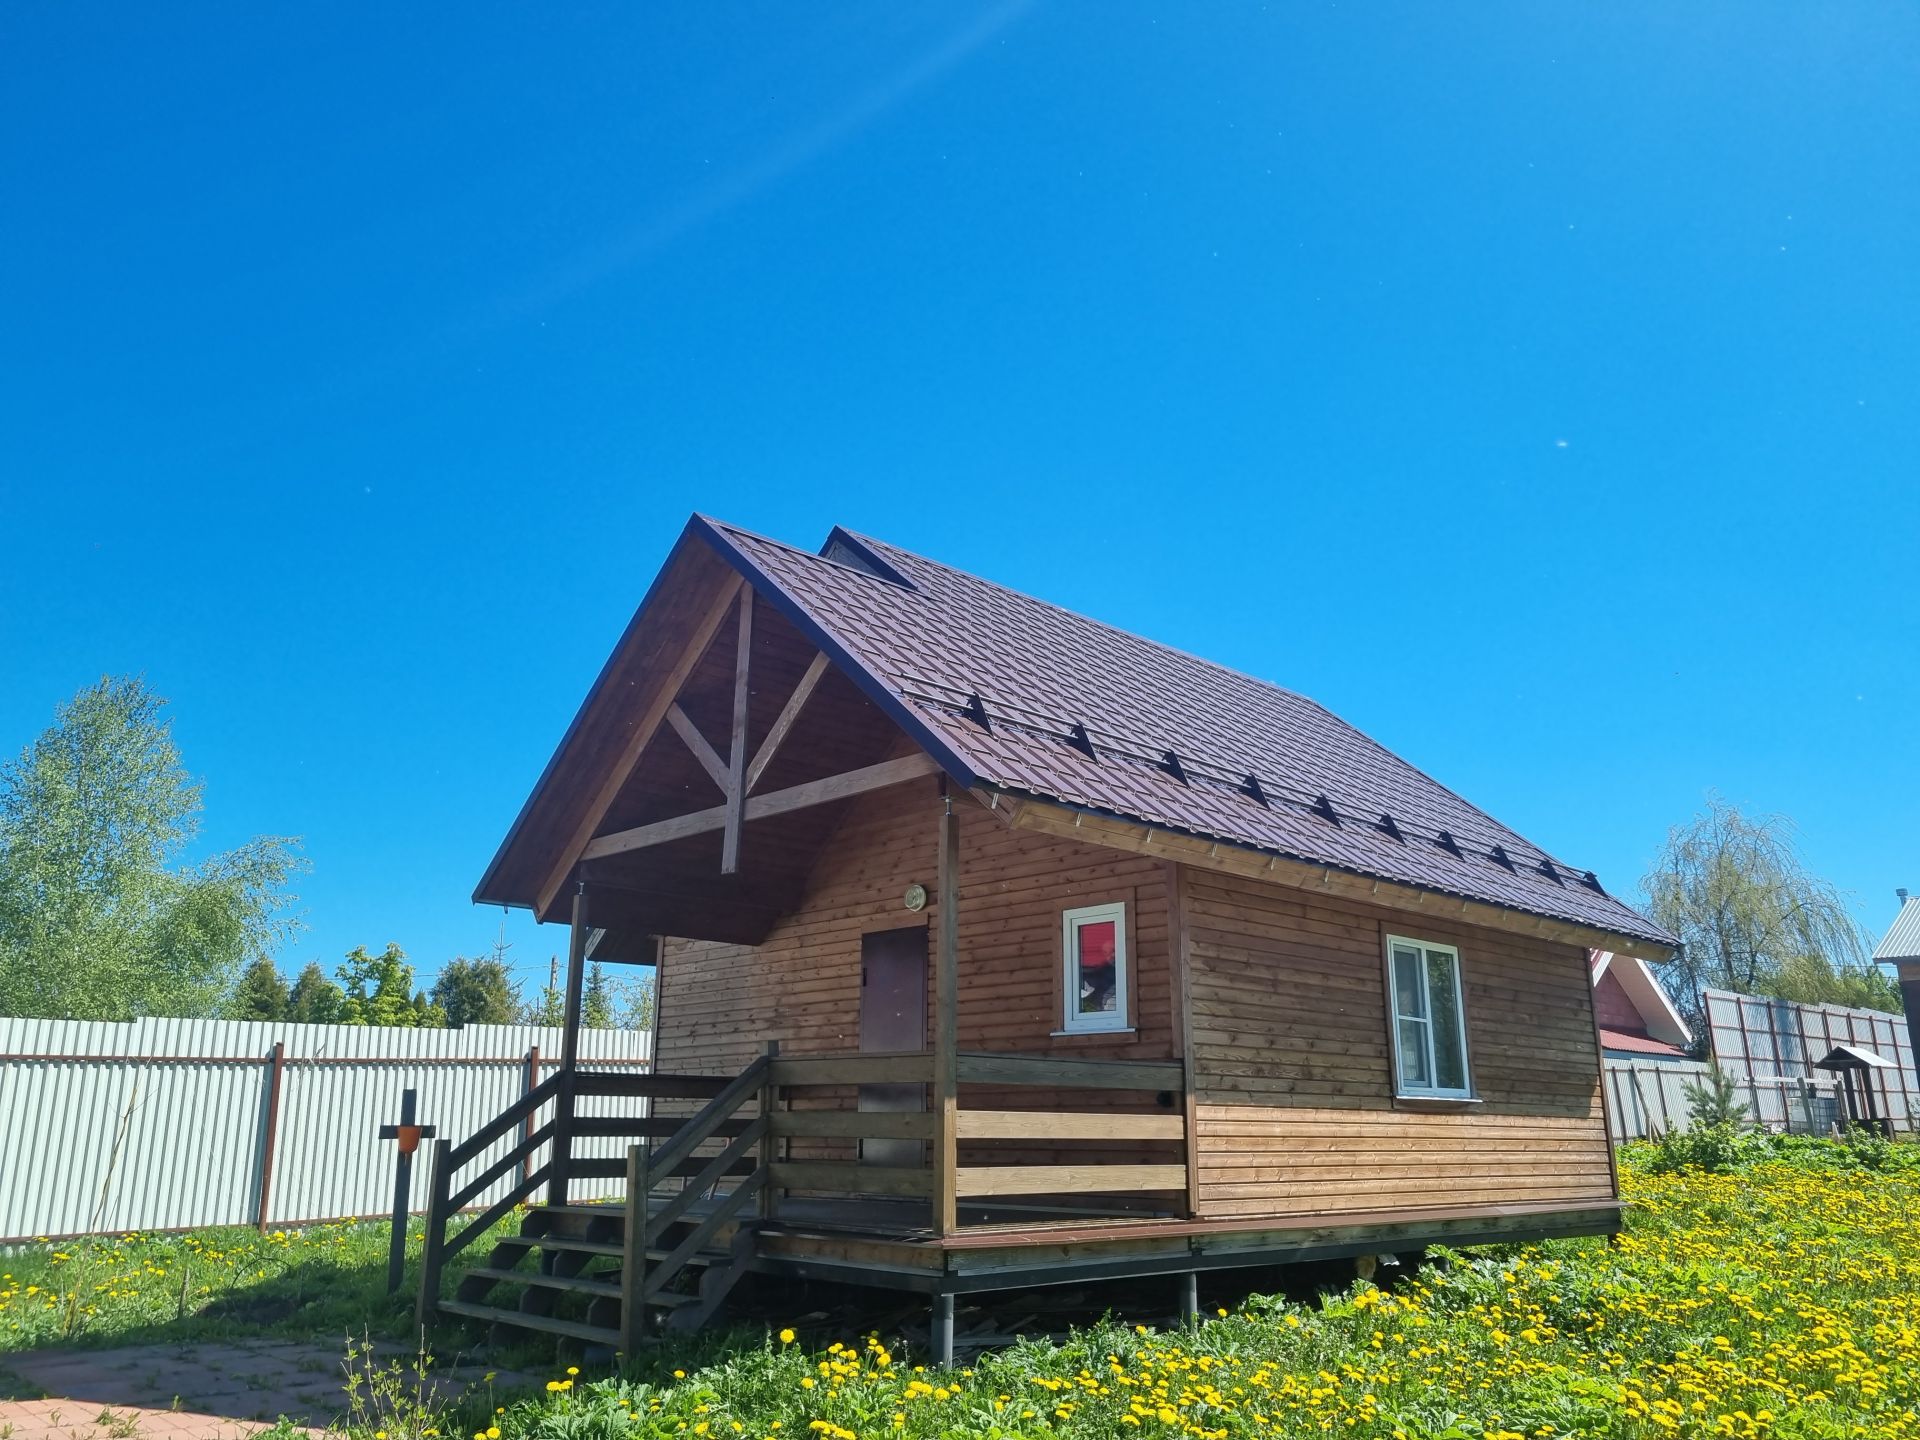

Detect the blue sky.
xmin=3 ymin=4 xmax=1916 ymax=995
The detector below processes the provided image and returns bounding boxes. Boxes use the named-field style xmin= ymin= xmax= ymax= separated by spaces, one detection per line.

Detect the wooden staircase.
xmin=416 ymin=1052 xmax=774 ymax=1352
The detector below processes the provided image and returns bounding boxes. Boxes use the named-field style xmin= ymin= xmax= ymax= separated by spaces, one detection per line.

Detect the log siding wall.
xmin=1182 ymin=866 xmax=1615 ymax=1219
xmin=658 ymin=781 xmax=1172 ymax=1074
xmin=652 ymin=781 xmax=1612 ymax=1223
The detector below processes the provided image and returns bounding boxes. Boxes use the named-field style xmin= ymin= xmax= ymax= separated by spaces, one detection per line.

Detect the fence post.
xmin=256 ymin=1041 xmax=286 ymax=1231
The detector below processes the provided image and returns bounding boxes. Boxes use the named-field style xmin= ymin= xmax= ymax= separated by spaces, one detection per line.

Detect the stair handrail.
xmin=645 ymin=1053 xmax=772 ymax=1179
xmin=623 ymin=1051 xmax=776 ymax=1346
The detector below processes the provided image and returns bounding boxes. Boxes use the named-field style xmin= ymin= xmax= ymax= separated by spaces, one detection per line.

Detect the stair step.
xmin=467 ymin=1267 xmax=623 ymax=1299
xmin=529 ymin=1203 xmax=624 ymax=1220
xmin=509 ymin=1235 xmax=626 ymax=1257
xmin=438 ymin=1298 xmax=619 ymax=1346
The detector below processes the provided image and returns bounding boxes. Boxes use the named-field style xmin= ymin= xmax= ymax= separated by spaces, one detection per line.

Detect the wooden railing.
xmin=953 ymin=1052 xmax=1187 ymax=1202
xmin=417 ymin=1047 xmax=1191 ymax=1332
xmin=757 ymin=1049 xmax=1189 ymax=1216
xmin=414 ymin=1067 xmax=749 ymax=1329
xmin=620 ymin=1051 xmax=774 ymax=1347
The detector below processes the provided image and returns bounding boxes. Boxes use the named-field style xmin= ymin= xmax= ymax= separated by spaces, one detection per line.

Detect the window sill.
xmin=1393 ymin=1094 xmax=1482 ymax=1111
xmin=1051 ymin=1027 xmax=1137 ymax=1040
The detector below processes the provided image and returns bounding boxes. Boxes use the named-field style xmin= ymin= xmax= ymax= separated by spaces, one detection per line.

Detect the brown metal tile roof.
xmin=696 ymin=516 xmax=1674 ymax=951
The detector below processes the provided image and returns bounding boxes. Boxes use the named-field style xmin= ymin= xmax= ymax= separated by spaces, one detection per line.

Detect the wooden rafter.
xmin=666 ymin=704 xmax=730 ymax=793
xmin=721 ymin=592 xmax=753 ymax=874
xmin=745 ymin=650 xmax=829 ymax=795
xmin=534 ymin=573 xmax=746 ymax=917
xmin=581 ymin=753 xmax=942 ymax=862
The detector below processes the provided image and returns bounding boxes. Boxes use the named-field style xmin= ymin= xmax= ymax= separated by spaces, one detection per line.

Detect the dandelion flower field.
xmin=492 ymin=1140 xmax=1920 ymax=1440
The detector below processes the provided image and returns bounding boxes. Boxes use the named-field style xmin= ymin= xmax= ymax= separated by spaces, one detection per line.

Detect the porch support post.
xmin=930 ymin=1290 xmax=955 ymax=1367
xmin=1178 ymin=1270 xmax=1200 ymax=1325
xmin=934 ymin=791 xmax=961 ymax=1238
xmin=547 ymin=883 xmax=590 ymax=1207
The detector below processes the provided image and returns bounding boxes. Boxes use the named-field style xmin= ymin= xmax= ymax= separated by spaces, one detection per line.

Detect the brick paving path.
xmin=0 ymin=1339 xmax=539 ymax=1440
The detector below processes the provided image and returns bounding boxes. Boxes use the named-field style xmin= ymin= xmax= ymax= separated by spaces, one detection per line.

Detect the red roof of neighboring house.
xmin=689 ymin=519 xmax=1675 ymax=949
xmin=1599 ymin=1027 xmax=1689 ymax=1057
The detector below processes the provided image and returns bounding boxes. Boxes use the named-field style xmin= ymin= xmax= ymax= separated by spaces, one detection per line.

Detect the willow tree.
xmin=1642 ymin=796 xmax=1896 ymax=1032
xmin=0 ymin=676 xmax=305 ymax=1019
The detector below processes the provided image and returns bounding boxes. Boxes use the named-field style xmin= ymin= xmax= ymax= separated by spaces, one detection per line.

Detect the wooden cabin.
xmin=416 ymin=515 xmax=1677 ymax=1359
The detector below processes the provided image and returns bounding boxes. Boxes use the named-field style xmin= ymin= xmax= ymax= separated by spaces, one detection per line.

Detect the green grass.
xmin=0 ymin=1217 xmax=466 ymax=1352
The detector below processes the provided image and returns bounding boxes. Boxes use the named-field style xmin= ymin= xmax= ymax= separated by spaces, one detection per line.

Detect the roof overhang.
xmin=995 ymin=791 xmax=1677 ymax=961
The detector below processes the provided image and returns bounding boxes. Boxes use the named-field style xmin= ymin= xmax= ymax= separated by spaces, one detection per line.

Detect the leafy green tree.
xmin=337 ymin=943 xmax=444 ymax=1028
xmin=1643 ymin=796 xmax=1899 ymax=1033
xmin=0 ymin=677 xmax=305 ymax=1019
xmin=287 ymin=961 xmax=344 ymax=1023
xmin=226 ymin=956 xmax=290 ymax=1021
xmin=431 ymin=953 xmax=523 ymax=1028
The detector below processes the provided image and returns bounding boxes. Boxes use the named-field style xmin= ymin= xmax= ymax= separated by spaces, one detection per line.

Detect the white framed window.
xmin=1061 ymin=902 xmax=1129 ymax=1034
xmin=1385 ymin=935 xmax=1472 ymax=1098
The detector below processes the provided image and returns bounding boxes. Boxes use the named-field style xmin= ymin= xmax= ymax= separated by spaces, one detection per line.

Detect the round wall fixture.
xmin=903 ymin=882 xmax=928 ymax=913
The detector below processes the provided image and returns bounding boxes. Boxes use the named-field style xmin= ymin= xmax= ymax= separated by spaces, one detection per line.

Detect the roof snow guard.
xmin=688 ymin=516 xmax=1673 ymax=953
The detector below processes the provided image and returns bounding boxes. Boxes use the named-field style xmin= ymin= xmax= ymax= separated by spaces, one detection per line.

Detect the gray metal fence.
xmin=0 ymin=1016 xmax=651 ymax=1243
xmin=1602 ymin=1056 xmax=1714 ymax=1140
xmin=1703 ymin=989 xmax=1917 ymax=1136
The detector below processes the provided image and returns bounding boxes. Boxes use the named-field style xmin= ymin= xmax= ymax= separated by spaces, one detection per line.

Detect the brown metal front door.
xmin=858 ymin=925 xmax=928 ymax=1166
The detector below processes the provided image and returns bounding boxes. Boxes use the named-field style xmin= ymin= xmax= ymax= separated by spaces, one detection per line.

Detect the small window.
xmin=1061 ymin=902 xmax=1129 ymax=1034
xmin=1386 ymin=935 xmax=1472 ymax=1098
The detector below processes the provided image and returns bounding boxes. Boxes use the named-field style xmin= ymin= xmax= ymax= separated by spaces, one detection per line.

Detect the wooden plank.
xmin=444 ymin=1163 xmax=549 ymax=1264
xmin=956 ymin=1110 xmax=1184 ymax=1141
xmin=956 ymin=1053 xmax=1184 ymax=1092
xmin=573 ymin=1071 xmax=732 ymax=1100
xmin=667 ymin=703 xmax=730 ymax=792
xmin=955 ymin=1163 xmax=1188 ymax=1197
xmin=643 ymin=1171 xmax=765 ymax=1301
xmin=643 ymin=1117 xmax=770 ymax=1243
xmin=770 ymin=1161 xmax=936 ymax=1197
xmin=450 ymin=1120 xmax=555 ymax=1213
xmin=746 ymin=651 xmax=829 ymax=794
xmin=935 ymin=799 xmax=960 ymax=1237
xmin=1168 ymin=860 xmax=1201 ymax=1218
xmin=413 ymin=1138 xmax=453 ymax=1328
xmin=447 ymin=1073 xmax=562 ymax=1167
xmin=570 ymin=1115 xmax=751 ymax=1140
xmin=568 ymin=1154 xmax=757 ymax=1181
xmin=583 ymin=753 xmax=944 ymax=861
xmin=648 ymin=1056 xmax=772 ymax=1180
xmin=620 ymin=1143 xmax=646 ymax=1355
xmin=535 ymin=572 xmax=745 ymax=917
xmin=772 ymin=1052 xmax=934 ymax=1087
xmin=774 ymin=1110 xmax=938 ymax=1141
xmin=548 ymin=889 xmax=589 ymax=1206
xmin=721 ymin=591 xmax=752 ymax=874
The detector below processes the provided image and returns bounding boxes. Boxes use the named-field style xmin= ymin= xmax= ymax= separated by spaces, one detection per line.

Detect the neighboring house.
xmin=1872 ymin=889 xmax=1920 ymax=1064
xmin=1591 ymin=950 xmax=1694 ymax=1060
xmin=418 ymin=515 xmax=1677 ymax=1357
